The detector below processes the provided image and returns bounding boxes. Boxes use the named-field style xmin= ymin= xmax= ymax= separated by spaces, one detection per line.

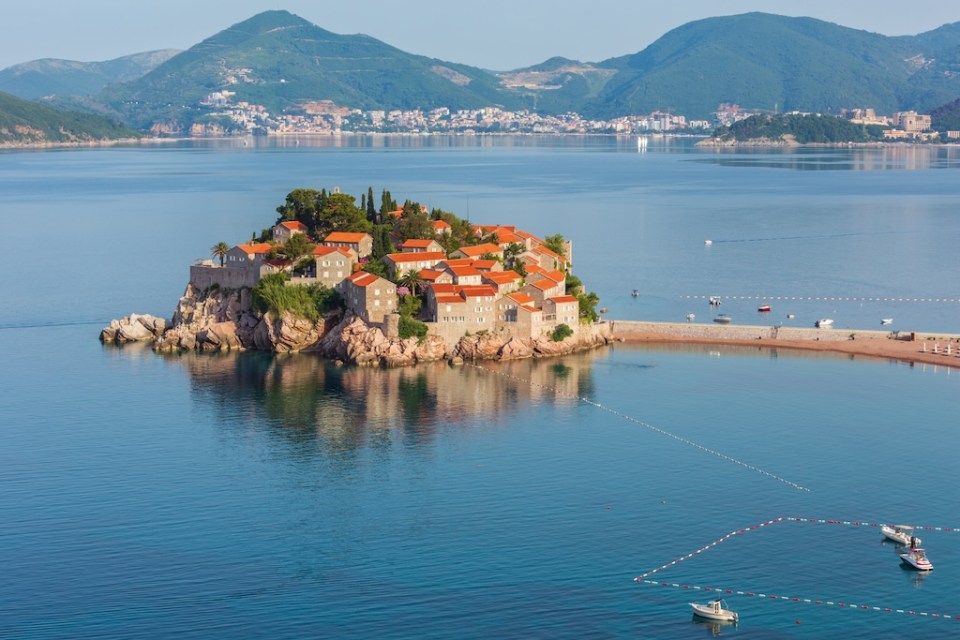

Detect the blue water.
xmin=2 ymin=137 xmax=960 ymax=638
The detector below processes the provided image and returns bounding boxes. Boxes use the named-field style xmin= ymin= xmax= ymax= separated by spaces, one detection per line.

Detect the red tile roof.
xmin=472 ymin=259 xmax=498 ymax=271
xmin=483 ymin=271 xmax=521 ymax=285
xmin=549 ymin=295 xmax=579 ymax=304
xmin=431 ymin=219 xmax=451 ymax=229
xmin=447 ymin=265 xmax=482 ymax=278
xmin=506 ymin=292 xmax=535 ymax=305
xmin=278 ymin=220 xmax=308 ymax=231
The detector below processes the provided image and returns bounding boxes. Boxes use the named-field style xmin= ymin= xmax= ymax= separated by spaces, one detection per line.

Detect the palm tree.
xmin=211 ymin=241 xmax=230 ymax=267
xmin=399 ymin=269 xmax=424 ymax=296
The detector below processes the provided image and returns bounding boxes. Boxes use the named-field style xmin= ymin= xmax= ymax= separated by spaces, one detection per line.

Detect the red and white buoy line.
xmin=634 ymin=516 xmax=960 ymax=621
xmin=464 ymin=362 xmax=810 ymax=492
xmin=684 ymin=295 xmax=960 ymax=304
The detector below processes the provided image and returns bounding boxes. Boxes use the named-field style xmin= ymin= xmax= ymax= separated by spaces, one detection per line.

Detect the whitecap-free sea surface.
xmin=2 ymin=137 xmax=959 ymax=638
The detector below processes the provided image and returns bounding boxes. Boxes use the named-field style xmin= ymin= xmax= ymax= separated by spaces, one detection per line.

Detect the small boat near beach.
xmin=631 ymin=289 xmax=640 ymax=297
xmin=758 ymin=304 xmax=771 ymax=312
xmin=714 ymin=314 xmax=732 ymax=324
xmin=881 ymin=318 xmax=893 ymax=325
xmin=709 ymin=296 xmax=721 ymax=306
xmin=815 ymin=318 xmax=834 ymax=328
xmin=690 ymin=599 xmax=738 ymax=623
xmin=900 ymin=547 xmax=933 ymax=571
xmin=881 ymin=524 xmax=920 ymax=547
xmin=686 ymin=313 xmax=696 ymax=322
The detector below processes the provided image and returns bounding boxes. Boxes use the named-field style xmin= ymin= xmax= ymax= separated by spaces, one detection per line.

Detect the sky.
xmin=2 ymin=1 xmax=959 ymax=70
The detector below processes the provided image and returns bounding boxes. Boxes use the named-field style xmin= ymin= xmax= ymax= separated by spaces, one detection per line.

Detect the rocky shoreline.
xmin=101 ymin=284 xmax=611 ymax=367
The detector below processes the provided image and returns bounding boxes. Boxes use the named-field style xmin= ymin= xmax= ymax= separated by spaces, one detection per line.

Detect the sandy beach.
xmin=610 ymin=321 xmax=960 ymax=370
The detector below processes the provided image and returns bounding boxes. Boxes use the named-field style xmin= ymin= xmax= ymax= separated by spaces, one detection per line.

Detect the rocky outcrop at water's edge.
xmin=101 ymin=284 xmax=611 ymax=366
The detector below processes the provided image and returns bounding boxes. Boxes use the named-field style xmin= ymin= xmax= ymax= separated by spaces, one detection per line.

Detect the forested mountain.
xmin=0 ymin=50 xmax=179 ymax=100
xmin=9 ymin=10 xmax=960 ymax=130
xmin=0 ymin=91 xmax=135 ymax=145
xmin=87 ymin=10 xmax=523 ymax=129
xmin=576 ymin=13 xmax=960 ymax=120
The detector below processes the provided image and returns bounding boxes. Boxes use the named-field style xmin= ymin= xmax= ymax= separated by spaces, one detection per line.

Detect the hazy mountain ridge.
xmin=0 ymin=49 xmax=180 ymax=99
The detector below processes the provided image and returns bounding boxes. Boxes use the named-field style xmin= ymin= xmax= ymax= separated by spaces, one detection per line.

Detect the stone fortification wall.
xmin=609 ymin=320 xmax=898 ymax=342
xmin=190 ymin=265 xmax=259 ymax=290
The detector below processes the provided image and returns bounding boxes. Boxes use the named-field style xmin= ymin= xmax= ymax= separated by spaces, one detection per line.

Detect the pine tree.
xmin=367 ymin=187 xmax=377 ymax=223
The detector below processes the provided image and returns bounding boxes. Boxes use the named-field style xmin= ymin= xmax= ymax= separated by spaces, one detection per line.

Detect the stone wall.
xmin=190 ymin=264 xmax=259 ymax=290
xmin=609 ymin=320 xmax=899 ymax=342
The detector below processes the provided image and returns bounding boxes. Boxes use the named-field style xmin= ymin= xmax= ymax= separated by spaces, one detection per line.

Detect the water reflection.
xmin=691 ymin=145 xmax=960 ymax=170
xmin=169 ymin=351 xmax=596 ymax=457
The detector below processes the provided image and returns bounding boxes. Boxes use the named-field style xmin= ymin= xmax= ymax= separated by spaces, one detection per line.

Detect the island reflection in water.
xmin=167 ymin=350 xmax=597 ymax=458
xmin=691 ymin=144 xmax=960 ymax=170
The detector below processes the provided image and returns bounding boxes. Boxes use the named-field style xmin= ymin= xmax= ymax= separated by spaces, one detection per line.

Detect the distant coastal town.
xmin=169 ymin=92 xmax=954 ymax=142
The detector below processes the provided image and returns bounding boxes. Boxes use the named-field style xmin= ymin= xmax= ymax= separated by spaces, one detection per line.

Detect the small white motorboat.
xmin=709 ymin=296 xmax=722 ymax=306
xmin=881 ymin=524 xmax=920 ymax=547
xmin=815 ymin=318 xmax=834 ymax=328
xmin=690 ymin=599 xmax=738 ymax=623
xmin=900 ymin=547 xmax=933 ymax=571
xmin=881 ymin=318 xmax=893 ymax=325
xmin=713 ymin=314 xmax=732 ymax=324
xmin=704 ymin=239 xmax=713 ymax=246
xmin=686 ymin=313 xmax=696 ymax=322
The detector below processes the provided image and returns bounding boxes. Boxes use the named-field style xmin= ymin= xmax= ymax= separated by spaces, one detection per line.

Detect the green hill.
xmin=0 ymin=91 xmax=135 ymax=145
xmin=580 ymin=12 xmax=958 ymax=120
xmin=91 ymin=10 xmax=522 ymax=129
xmin=0 ymin=50 xmax=179 ymax=100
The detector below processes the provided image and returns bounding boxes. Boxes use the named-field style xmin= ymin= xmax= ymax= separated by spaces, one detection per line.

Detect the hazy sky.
xmin=2 ymin=1 xmax=959 ymax=70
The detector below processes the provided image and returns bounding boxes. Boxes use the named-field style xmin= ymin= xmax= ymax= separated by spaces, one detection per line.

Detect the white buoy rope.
xmin=464 ymin=362 xmax=810 ymax=492
xmin=633 ymin=516 xmax=960 ymax=622
xmin=683 ymin=295 xmax=960 ymax=303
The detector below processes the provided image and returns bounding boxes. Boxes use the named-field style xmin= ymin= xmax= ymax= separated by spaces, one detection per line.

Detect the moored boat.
xmin=690 ymin=599 xmax=738 ymax=623
xmin=881 ymin=524 xmax=919 ymax=547
xmin=900 ymin=547 xmax=933 ymax=571
xmin=881 ymin=318 xmax=893 ymax=325
xmin=815 ymin=318 xmax=834 ymax=328
xmin=713 ymin=314 xmax=732 ymax=324
xmin=709 ymin=296 xmax=722 ymax=306
xmin=758 ymin=304 xmax=771 ymax=312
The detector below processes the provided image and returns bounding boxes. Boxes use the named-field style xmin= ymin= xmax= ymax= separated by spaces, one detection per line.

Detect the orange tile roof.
xmin=447 ymin=265 xmax=482 ymax=277
xmin=313 ymin=246 xmax=353 ymax=257
xmin=483 ymin=271 xmax=521 ymax=284
xmin=549 ymin=295 xmax=579 ymax=304
xmin=495 ymin=231 xmax=523 ymax=244
xmin=516 ymin=230 xmax=544 ymax=244
xmin=324 ymin=232 xmax=369 ymax=243
xmin=347 ymin=271 xmax=387 ymax=287
xmin=458 ymin=285 xmax=497 ymax=298
xmin=526 ymin=280 xmax=554 ymax=292
xmin=543 ymin=270 xmax=566 ymax=283
xmin=431 ymin=220 xmax=451 ymax=229
xmin=419 ymin=269 xmax=445 ymax=281
xmin=459 ymin=243 xmax=502 ymax=257
xmin=399 ymin=239 xmax=437 ymax=249
xmin=507 ymin=292 xmax=535 ymax=305
xmin=436 ymin=295 xmax=465 ymax=304
xmin=520 ymin=304 xmax=540 ymax=313
xmin=428 ymin=283 xmax=458 ymax=295
xmin=439 ymin=258 xmax=474 ymax=269
xmin=472 ymin=259 xmax=498 ymax=271
xmin=279 ymin=220 xmax=308 ymax=231
xmin=525 ymin=264 xmax=547 ymax=275
xmin=385 ymin=251 xmax=446 ymax=263
xmin=235 ymin=242 xmax=274 ymax=254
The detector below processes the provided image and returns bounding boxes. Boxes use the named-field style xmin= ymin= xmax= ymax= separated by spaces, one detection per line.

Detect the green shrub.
xmin=252 ymin=273 xmax=341 ymax=321
xmin=551 ymin=323 xmax=573 ymax=342
xmin=398 ymin=315 xmax=428 ymax=340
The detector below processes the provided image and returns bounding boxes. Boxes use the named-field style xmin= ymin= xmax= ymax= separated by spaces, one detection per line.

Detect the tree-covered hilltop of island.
xmin=232 ymin=186 xmax=598 ymax=342
xmin=706 ymin=113 xmax=889 ymax=144
xmin=0 ymin=91 xmax=136 ymax=145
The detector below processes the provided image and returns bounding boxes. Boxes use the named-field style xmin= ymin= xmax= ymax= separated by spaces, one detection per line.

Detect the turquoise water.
xmin=2 ymin=138 xmax=960 ymax=638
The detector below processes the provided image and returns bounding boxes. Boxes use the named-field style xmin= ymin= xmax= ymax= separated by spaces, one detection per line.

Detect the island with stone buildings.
xmin=102 ymin=188 xmax=610 ymax=366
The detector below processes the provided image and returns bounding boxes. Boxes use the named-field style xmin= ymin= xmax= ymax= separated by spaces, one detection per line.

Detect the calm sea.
xmin=2 ymin=137 xmax=959 ymax=639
